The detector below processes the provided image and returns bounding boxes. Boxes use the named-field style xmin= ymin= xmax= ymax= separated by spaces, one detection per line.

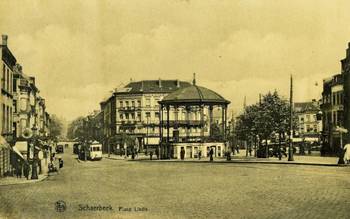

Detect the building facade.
xmin=320 ymin=43 xmax=350 ymax=154
xmin=0 ymin=35 xmax=16 ymax=177
xmin=294 ymin=100 xmax=322 ymax=140
xmin=101 ymin=79 xmax=191 ymax=153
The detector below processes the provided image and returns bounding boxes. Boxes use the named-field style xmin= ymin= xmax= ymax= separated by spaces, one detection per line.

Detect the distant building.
xmin=100 ymin=79 xmax=191 ymax=153
xmin=294 ymin=100 xmax=322 ymax=140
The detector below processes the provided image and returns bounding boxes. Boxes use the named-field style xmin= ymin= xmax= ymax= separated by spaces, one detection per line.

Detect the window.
xmin=125 ymin=101 xmax=129 ymax=107
xmin=306 ymin=125 xmax=311 ymax=132
xmin=145 ymin=112 xmax=151 ymax=120
xmin=155 ymin=112 xmax=159 ymax=118
xmin=137 ymin=112 xmax=141 ymax=121
xmin=125 ymin=113 xmax=129 ymax=120
xmin=13 ymin=100 xmax=17 ymax=113
xmin=146 ymin=98 xmax=151 ymax=107
xmin=340 ymin=93 xmax=344 ymax=105
xmin=2 ymin=64 xmax=5 ymax=89
xmin=300 ymin=117 xmax=304 ymax=122
xmin=137 ymin=100 xmax=141 ymax=107
xmin=131 ymin=113 xmax=135 ymax=119
xmin=332 ymin=93 xmax=336 ymax=105
xmin=6 ymin=69 xmax=9 ymax=91
xmin=119 ymin=114 xmax=123 ymax=119
xmin=13 ymin=77 xmax=16 ymax=92
xmin=119 ymin=101 xmax=123 ymax=108
xmin=306 ymin=115 xmax=310 ymax=122
xmin=131 ymin=101 xmax=135 ymax=107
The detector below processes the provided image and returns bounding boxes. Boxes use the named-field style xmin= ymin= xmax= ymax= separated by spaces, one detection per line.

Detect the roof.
xmin=116 ymin=80 xmax=191 ymax=94
xmin=294 ymin=102 xmax=320 ymax=113
xmin=160 ymin=85 xmax=230 ymax=105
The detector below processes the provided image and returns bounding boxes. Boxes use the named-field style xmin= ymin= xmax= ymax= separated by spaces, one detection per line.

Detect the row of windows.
xmin=2 ymin=104 xmax=12 ymax=134
xmin=119 ymin=126 xmax=205 ymax=134
xmin=118 ymin=97 xmax=162 ymax=108
xmin=2 ymin=64 xmax=13 ymax=94
xmin=299 ymin=114 xmax=317 ymax=123
xmin=300 ymin=124 xmax=318 ymax=133
xmin=323 ymin=91 xmax=344 ymax=106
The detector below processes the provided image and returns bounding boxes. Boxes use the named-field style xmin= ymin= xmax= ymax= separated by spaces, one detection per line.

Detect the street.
xmin=1 ymin=148 xmax=350 ymax=219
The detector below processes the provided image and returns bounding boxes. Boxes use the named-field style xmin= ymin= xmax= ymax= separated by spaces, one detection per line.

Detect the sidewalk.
xmin=0 ymin=174 xmax=48 ymax=186
xmin=103 ymin=152 xmax=345 ymax=166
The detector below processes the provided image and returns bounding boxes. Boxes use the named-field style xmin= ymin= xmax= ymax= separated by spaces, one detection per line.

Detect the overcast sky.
xmin=1 ymin=0 xmax=350 ymax=121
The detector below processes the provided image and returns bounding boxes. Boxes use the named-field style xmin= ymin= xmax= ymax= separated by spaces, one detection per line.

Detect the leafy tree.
xmin=49 ymin=114 xmax=64 ymax=142
xmin=235 ymin=91 xmax=295 ymax=157
xmin=67 ymin=117 xmax=86 ymax=141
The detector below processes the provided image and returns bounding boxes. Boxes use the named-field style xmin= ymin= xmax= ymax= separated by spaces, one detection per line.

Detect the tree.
xmin=67 ymin=117 xmax=86 ymax=141
xmin=49 ymin=114 xmax=64 ymax=142
xmin=236 ymin=91 xmax=294 ymax=158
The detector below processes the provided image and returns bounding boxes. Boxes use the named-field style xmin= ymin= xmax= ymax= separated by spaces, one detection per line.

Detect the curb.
xmin=0 ymin=174 xmax=49 ymax=187
xmin=129 ymin=159 xmax=342 ymax=167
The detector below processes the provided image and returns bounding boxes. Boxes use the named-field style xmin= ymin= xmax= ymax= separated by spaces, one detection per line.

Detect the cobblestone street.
xmin=1 ymin=151 xmax=350 ymax=219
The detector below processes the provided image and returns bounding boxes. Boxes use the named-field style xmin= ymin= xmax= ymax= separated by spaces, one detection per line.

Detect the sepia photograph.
xmin=0 ymin=0 xmax=350 ymax=218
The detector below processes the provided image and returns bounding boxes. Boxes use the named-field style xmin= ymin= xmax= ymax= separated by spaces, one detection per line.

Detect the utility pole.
xmin=288 ymin=75 xmax=294 ymax=161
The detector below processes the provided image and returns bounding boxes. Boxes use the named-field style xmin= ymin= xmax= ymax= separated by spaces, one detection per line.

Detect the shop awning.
xmin=12 ymin=145 xmax=25 ymax=160
xmin=0 ymin=135 xmax=11 ymax=149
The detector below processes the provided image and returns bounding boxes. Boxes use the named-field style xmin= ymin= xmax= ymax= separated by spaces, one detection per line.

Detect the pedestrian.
xmin=131 ymin=149 xmax=135 ymax=160
xmin=236 ymin=145 xmax=240 ymax=154
xmin=209 ymin=148 xmax=214 ymax=162
xmin=226 ymin=151 xmax=231 ymax=161
xmin=155 ymin=147 xmax=159 ymax=160
xmin=19 ymin=161 xmax=23 ymax=178
xmin=180 ymin=148 xmax=185 ymax=160
xmin=344 ymin=144 xmax=350 ymax=164
xmin=16 ymin=160 xmax=21 ymax=178
xmin=249 ymin=146 xmax=252 ymax=156
xmin=198 ymin=150 xmax=202 ymax=160
xmin=150 ymin=151 xmax=153 ymax=160
xmin=23 ymin=161 xmax=29 ymax=180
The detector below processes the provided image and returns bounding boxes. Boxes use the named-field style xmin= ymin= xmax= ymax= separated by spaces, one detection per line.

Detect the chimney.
xmin=176 ymin=79 xmax=180 ymax=88
xmin=140 ymin=81 xmax=144 ymax=91
xmin=159 ymin=78 xmax=162 ymax=88
xmin=192 ymin=73 xmax=196 ymax=85
xmin=2 ymin=35 xmax=8 ymax=46
xmin=29 ymin=76 xmax=35 ymax=85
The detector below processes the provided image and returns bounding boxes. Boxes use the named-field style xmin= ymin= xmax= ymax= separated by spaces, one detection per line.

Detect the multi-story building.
xmin=294 ymin=100 xmax=322 ymax=140
xmin=320 ymin=43 xmax=350 ymax=154
xmin=0 ymin=35 xmax=16 ymax=177
xmin=100 ymin=94 xmax=116 ymax=153
xmin=13 ymin=64 xmax=42 ymax=140
xmin=101 ymin=79 xmax=191 ymax=153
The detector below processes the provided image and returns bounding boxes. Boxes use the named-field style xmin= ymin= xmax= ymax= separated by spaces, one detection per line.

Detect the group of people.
xmin=179 ymin=148 xmax=214 ymax=161
xmin=15 ymin=159 xmax=31 ymax=180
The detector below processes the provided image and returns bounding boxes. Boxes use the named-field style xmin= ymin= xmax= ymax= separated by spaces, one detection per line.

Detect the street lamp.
xmin=31 ymin=126 xmax=38 ymax=180
xmin=335 ymin=126 xmax=348 ymax=164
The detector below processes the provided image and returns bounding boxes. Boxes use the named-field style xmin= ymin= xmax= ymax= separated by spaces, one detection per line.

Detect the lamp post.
xmin=31 ymin=126 xmax=38 ymax=179
xmin=335 ymin=126 xmax=348 ymax=164
xmin=288 ymin=75 xmax=294 ymax=161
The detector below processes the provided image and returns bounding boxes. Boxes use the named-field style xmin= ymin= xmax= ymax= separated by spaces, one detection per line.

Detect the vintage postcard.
xmin=0 ymin=1 xmax=349 ymax=219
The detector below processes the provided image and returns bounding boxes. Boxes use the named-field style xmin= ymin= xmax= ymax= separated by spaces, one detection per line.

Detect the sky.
xmin=1 ymin=0 xmax=350 ymax=121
